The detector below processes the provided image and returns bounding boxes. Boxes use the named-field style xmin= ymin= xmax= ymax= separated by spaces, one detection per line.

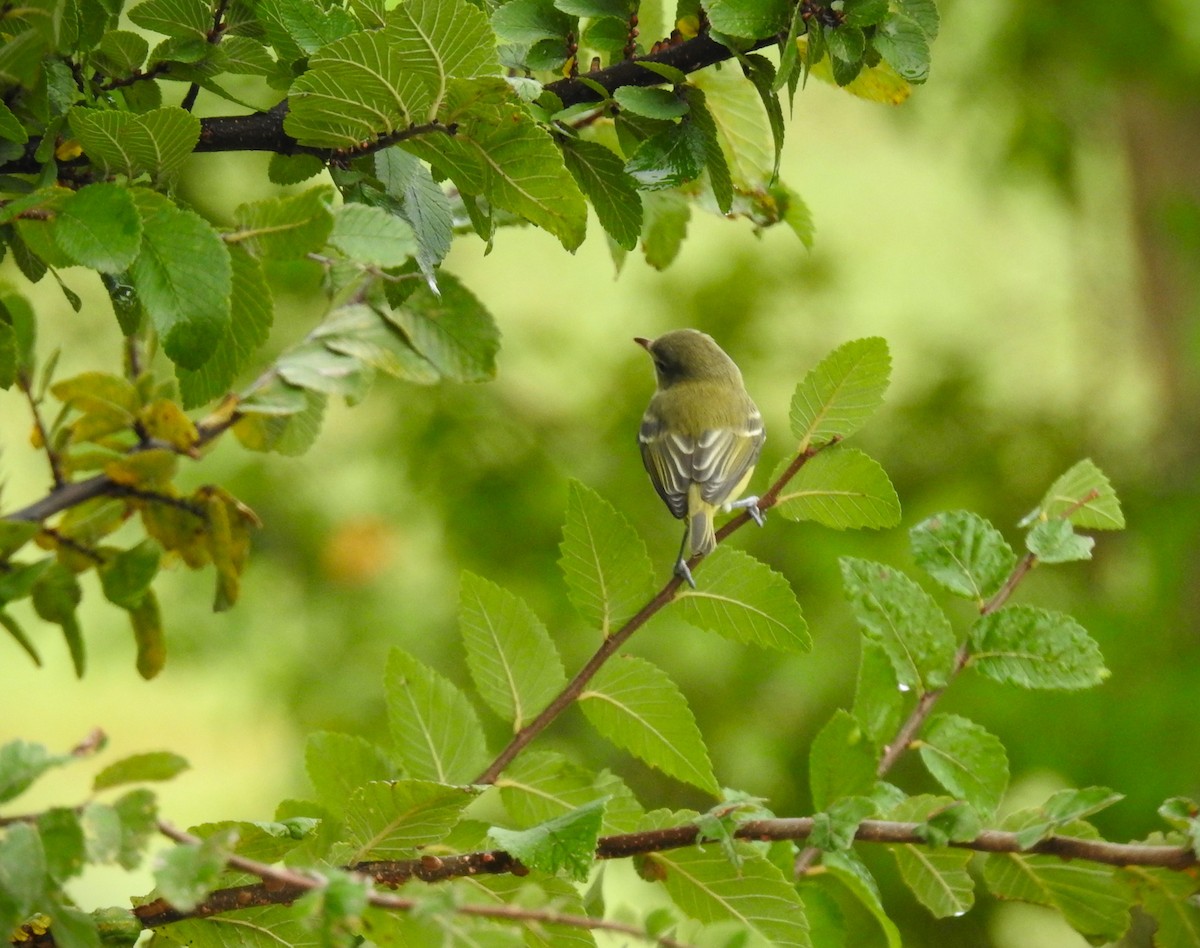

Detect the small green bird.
xmin=636 ymin=329 xmax=766 ymax=587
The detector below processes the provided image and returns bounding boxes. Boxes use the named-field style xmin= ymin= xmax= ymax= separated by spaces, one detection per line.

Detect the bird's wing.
xmin=692 ymin=410 xmax=765 ymax=506
xmin=639 ymin=405 xmax=765 ymax=516
xmin=639 ymin=413 xmax=692 ymax=519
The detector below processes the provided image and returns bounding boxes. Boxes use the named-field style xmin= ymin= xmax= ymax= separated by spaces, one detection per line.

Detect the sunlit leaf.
xmin=917 ymin=714 xmax=1008 ymax=817
xmin=790 ymin=338 xmax=891 ymax=449
xmin=968 ymin=606 xmax=1108 ymax=690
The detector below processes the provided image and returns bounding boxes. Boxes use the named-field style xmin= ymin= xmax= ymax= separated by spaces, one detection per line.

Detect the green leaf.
xmin=0 ymin=99 xmax=28 ymax=144
xmin=853 ymin=640 xmax=903 ymax=747
xmin=129 ymin=591 xmax=166 ymax=680
xmin=93 ymin=751 xmax=188 ymax=791
xmin=1025 ymin=518 xmax=1094 ymax=563
xmin=555 ymin=0 xmax=633 ymax=16
xmin=128 ymin=0 xmax=210 ymax=39
xmin=821 ymin=851 xmax=903 ymax=948
xmin=910 ymin=510 xmax=1016 ymax=601
xmin=705 ymin=0 xmax=789 ymax=39
xmin=809 ymin=710 xmax=877 ymax=811
xmin=579 ymin=655 xmax=718 ymax=794
xmin=229 ymin=186 xmax=334 ymax=260
xmin=0 ymin=521 xmax=40 ymax=560
xmin=917 ymin=714 xmax=1008 ymax=816
xmin=310 ymin=302 xmax=437 ymax=384
xmin=0 ymin=821 xmax=46 ymax=925
xmin=558 ymin=480 xmax=655 ymax=635
xmin=98 ymin=539 xmax=161 ymax=610
xmin=374 ymin=147 xmax=453 ymax=278
xmin=305 ymin=731 xmax=395 ymax=817
xmin=675 ymin=546 xmax=809 ymax=651
xmin=873 ymin=13 xmax=931 ymax=83
xmin=154 ymin=829 xmax=237 ymax=913
xmin=790 ymin=337 xmax=891 ymax=449
xmin=1125 ymin=866 xmax=1200 ymax=948
xmin=652 ymin=845 xmax=811 ymax=947
xmin=38 ymin=808 xmax=86 ymax=883
xmin=384 ymin=647 xmax=488 ymax=784
xmin=497 ymin=752 xmax=642 ymax=833
xmin=130 ymin=189 xmax=232 ymax=370
xmin=741 ymin=54 xmax=785 ymax=180
xmin=682 ymin=87 xmax=732 ymax=214
xmin=1012 ymin=787 xmax=1125 ymax=850
xmin=341 ymin=780 xmax=476 ymax=862
xmin=559 ymin=137 xmax=642 ymax=251
xmin=0 ymin=740 xmax=70 ymax=804
xmin=839 ymin=557 xmax=957 ymax=692
xmin=286 ymin=0 xmax=498 ymax=146
xmin=459 ymin=572 xmax=566 ymax=731
xmin=843 ymin=0 xmax=889 ymax=27
xmin=614 ymin=86 xmax=688 ymax=120
xmin=53 ymin=184 xmax=142 ymax=272
xmin=491 ymin=0 xmax=574 ymax=46
xmin=888 ymin=795 xmax=975 ymax=918
xmin=70 ymin=107 xmax=201 ymax=181
xmin=384 ymin=274 xmax=499 ymax=383
xmin=898 ymin=0 xmax=939 ymax=38
xmin=176 ymin=244 xmax=274 ymax=408
xmin=624 ymin=121 xmax=706 ymax=190
xmin=640 ymin=189 xmax=690 ymax=269
xmin=983 ymin=824 xmax=1131 ymax=941
xmin=32 ymin=562 xmax=85 ymax=677
xmin=329 ymin=202 xmax=417 ymax=267
xmin=489 ymin=798 xmax=605 ymax=882
xmin=257 ymin=0 xmax=358 ymax=61
xmin=968 ymin=605 xmax=1108 ymax=690
xmin=772 ymin=446 xmax=900 ymax=529
xmin=1026 ymin=459 xmax=1125 ymax=531
xmin=1159 ymin=797 xmax=1200 ymax=856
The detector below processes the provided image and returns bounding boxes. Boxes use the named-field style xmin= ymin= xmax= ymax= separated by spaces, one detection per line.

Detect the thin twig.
xmin=19 ymin=375 xmax=64 ymax=488
xmin=473 ymin=438 xmax=835 ymax=785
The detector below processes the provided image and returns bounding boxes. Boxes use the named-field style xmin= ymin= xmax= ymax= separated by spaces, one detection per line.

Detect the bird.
xmin=635 ymin=329 xmax=766 ymax=587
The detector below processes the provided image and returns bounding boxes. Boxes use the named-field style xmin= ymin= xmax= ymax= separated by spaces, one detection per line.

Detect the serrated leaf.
xmin=1028 ymin=459 xmax=1125 ymax=531
xmin=491 ymin=0 xmax=574 ymax=46
xmin=898 ymin=0 xmax=939 ymax=38
xmin=0 ymin=740 xmax=70 ymax=804
xmin=822 ymin=851 xmax=902 ymax=948
xmin=0 ymin=821 xmax=46 ymax=924
xmin=683 ymin=87 xmax=732 ymax=214
xmin=918 ymin=714 xmax=1008 ymax=816
xmin=38 ymin=808 xmax=86 ymax=883
xmin=128 ymin=0 xmax=210 ymax=39
xmin=93 ymin=751 xmax=188 ymax=791
xmin=839 ymin=557 xmax=957 ymax=692
xmin=329 ymin=202 xmax=417 ymax=267
xmin=375 ymin=147 xmax=453 ymax=279
xmin=968 ymin=605 xmax=1108 ymax=690
xmin=32 ymin=562 xmax=85 ymax=677
xmin=70 ymin=107 xmax=200 ymax=180
xmin=580 ymin=655 xmax=718 ymax=794
xmin=640 ymin=189 xmax=690 ymax=269
xmin=853 ymin=639 xmax=903 ymax=746
xmin=130 ymin=189 xmax=231 ymax=370
xmin=176 ymin=244 xmax=274 ymax=409
xmin=809 ymin=710 xmax=877 ymax=811
xmin=558 ymin=480 xmax=654 ymax=635
xmin=1124 ymin=866 xmax=1200 ymax=948
xmin=341 ymin=780 xmax=475 ymax=862
xmin=1025 ymin=518 xmax=1094 ymax=563
xmin=384 ymin=647 xmax=487 ymax=784
xmin=983 ymin=826 xmax=1131 ymax=941
xmin=705 ymin=0 xmax=789 ymax=39
xmin=675 ymin=546 xmax=809 ymax=651
xmin=459 ymin=572 xmax=566 ymax=731
xmin=53 ymin=183 xmax=142 ymax=272
xmin=310 ymin=303 xmax=437 ymax=384
xmin=613 ymin=86 xmax=687 ymax=120
xmin=383 ymin=273 xmax=499 ymax=382
xmin=910 ymin=510 xmax=1016 ymax=601
xmin=305 ymin=731 xmax=395 ymax=817
xmin=650 ymin=844 xmax=811 ymax=947
xmin=888 ymin=795 xmax=975 ymax=918
xmin=286 ymin=0 xmax=498 ymax=146
xmin=790 ymin=338 xmax=891 ymax=449
xmin=559 ymin=136 xmax=642 ymax=251
xmin=624 ymin=120 xmax=706 ymax=191
xmin=873 ymin=13 xmax=930 ymax=83
xmin=155 ymin=829 xmax=237 ymax=913
xmin=1012 ymin=787 xmax=1125 ymax=850
xmin=489 ymin=798 xmax=605 ymax=882
xmin=497 ymin=751 xmax=642 ymax=833
xmin=257 ymin=0 xmax=358 ymax=61
xmin=229 ymin=186 xmax=334 ymax=260
xmin=772 ymin=446 xmax=900 ymax=529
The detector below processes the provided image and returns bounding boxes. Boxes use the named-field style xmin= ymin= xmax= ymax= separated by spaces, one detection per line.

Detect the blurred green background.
xmin=3 ymin=0 xmax=1199 ymax=944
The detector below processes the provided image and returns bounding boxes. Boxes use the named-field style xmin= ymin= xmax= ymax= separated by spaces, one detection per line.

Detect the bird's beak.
xmin=634 ymin=337 xmax=651 ymax=350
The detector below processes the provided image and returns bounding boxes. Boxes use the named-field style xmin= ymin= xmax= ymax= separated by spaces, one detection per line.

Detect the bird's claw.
xmin=674 ymin=558 xmax=697 ymax=589
xmin=727 ymin=495 xmax=765 ymax=527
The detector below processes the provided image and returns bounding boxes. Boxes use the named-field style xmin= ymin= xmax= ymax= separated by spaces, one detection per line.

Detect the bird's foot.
xmin=726 ymin=495 xmax=765 ymax=527
xmin=674 ymin=557 xmax=697 ymax=589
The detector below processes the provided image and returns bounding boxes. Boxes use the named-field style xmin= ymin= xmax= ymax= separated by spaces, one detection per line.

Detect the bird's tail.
xmin=689 ymin=506 xmax=716 ymax=556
